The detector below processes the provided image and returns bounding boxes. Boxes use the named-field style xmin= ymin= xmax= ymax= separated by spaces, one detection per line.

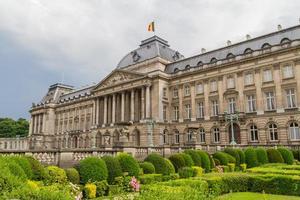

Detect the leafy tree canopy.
xmin=0 ymin=118 xmax=29 ymax=138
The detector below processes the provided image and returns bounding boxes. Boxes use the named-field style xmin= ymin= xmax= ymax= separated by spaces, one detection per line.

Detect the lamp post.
xmin=224 ymin=111 xmax=239 ymax=146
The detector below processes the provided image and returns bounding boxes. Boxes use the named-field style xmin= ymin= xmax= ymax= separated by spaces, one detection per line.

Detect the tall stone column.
xmin=190 ymin=84 xmax=196 ymax=121
xmin=204 ymin=81 xmax=210 ymax=120
xmin=37 ymin=114 xmax=40 ymax=134
xmin=29 ymin=117 xmax=33 ymax=136
xmin=178 ymin=86 xmax=183 ymax=122
xmin=92 ymin=100 xmax=96 ymax=126
xmin=33 ymin=115 xmax=37 ymax=134
xmin=96 ymin=98 xmax=99 ymax=126
xmin=274 ymin=64 xmax=284 ymax=112
xmin=42 ymin=113 xmax=46 ymax=133
xmin=121 ymin=92 xmax=125 ymax=122
xmin=146 ymin=85 xmax=151 ymax=119
xmin=103 ymin=96 xmax=107 ymax=126
xmin=255 ymin=69 xmax=264 ymax=115
xmin=112 ymin=94 xmax=116 ymax=124
xmin=57 ymin=113 xmax=61 ymax=134
xmin=141 ymin=87 xmax=145 ymax=120
xmin=131 ymin=89 xmax=135 ymax=121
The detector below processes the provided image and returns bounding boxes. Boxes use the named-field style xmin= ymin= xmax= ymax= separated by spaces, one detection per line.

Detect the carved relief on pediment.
xmin=98 ymin=71 xmax=144 ymax=89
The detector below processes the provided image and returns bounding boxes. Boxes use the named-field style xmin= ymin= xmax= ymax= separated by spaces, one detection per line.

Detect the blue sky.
xmin=0 ymin=0 xmax=300 ymax=120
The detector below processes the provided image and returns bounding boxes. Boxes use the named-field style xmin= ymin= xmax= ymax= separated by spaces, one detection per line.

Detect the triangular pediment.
xmin=93 ymin=69 xmax=146 ymax=90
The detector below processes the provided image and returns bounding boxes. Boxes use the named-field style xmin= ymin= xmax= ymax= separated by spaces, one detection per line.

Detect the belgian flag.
xmin=147 ymin=21 xmax=155 ymax=32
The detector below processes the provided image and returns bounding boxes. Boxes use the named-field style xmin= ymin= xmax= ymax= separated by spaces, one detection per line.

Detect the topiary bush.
xmin=168 ymin=153 xmax=186 ymax=172
xmin=277 ymin=147 xmax=294 ymax=165
xmin=213 ymin=152 xmax=229 ymax=165
xmin=178 ymin=167 xmax=194 ymax=178
xmin=236 ymin=149 xmax=246 ymax=164
xmin=10 ymin=156 xmax=33 ymax=180
xmin=192 ymin=166 xmax=203 ymax=177
xmin=0 ymin=161 xmax=23 ymax=196
xmin=181 ymin=153 xmax=194 ymax=167
xmin=140 ymin=162 xmax=155 ymax=174
xmin=184 ymin=150 xmax=202 ymax=167
xmin=267 ymin=149 xmax=284 ymax=163
xmin=45 ymin=166 xmax=67 ymax=184
xmin=117 ymin=153 xmax=140 ymax=177
xmin=256 ymin=148 xmax=269 ymax=165
xmin=24 ymin=156 xmax=48 ymax=181
xmin=292 ymin=150 xmax=300 ymax=161
xmin=65 ymin=168 xmax=80 ymax=184
xmin=197 ymin=150 xmax=211 ymax=173
xmin=244 ymin=147 xmax=259 ymax=168
xmin=144 ymin=154 xmax=175 ymax=175
xmin=102 ymin=156 xmax=123 ymax=184
xmin=79 ymin=157 xmax=108 ymax=184
xmin=4 ymin=159 xmax=27 ymax=180
xmin=224 ymin=152 xmax=236 ymax=164
xmin=224 ymin=148 xmax=240 ymax=165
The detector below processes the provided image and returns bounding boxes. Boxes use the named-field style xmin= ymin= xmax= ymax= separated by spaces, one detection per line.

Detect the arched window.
xmin=244 ymin=48 xmax=253 ymax=54
xmin=210 ymin=57 xmax=218 ymax=64
xmin=249 ymin=125 xmax=258 ymax=142
xmin=289 ymin=122 xmax=300 ymax=140
xmin=174 ymin=68 xmax=179 ymax=73
xmin=185 ymin=65 xmax=191 ymax=70
xmin=261 ymin=43 xmax=271 ymax=49
xmin=187 ymin=129 xmax=193 ymax=142
xmin=199 ymin=128 xmax=205 ymax=143
xmin=212 ymin=127 xmax=220 ymax=143
xmin=226 ymin=53 xmax=235 ymax=59
xmin=281 ymin=38 xmax=291 ymax=44
xmin=162 ymin=129 xmax=168 ymax=144
xmin=174 ymin=130 xmax=180 ymax=144
xmin=269 ymin=123 xmax=278 ymax=141
xmin=197 ymin=61 xmax=203 ymax=66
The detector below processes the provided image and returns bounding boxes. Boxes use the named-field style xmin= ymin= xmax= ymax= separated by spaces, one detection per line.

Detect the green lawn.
xmin=216 ymin=192 xmax=300 ymax=200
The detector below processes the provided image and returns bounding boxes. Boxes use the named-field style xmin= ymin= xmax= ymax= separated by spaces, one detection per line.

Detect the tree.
xmin=0 ymin=118 xmax=29 ymax=138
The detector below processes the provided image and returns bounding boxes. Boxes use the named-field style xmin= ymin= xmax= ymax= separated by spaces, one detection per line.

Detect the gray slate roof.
xmin=117 ymin=36 xmax=184 ymax=69
xmin=165 ymin=25 xmax=300 ymax=74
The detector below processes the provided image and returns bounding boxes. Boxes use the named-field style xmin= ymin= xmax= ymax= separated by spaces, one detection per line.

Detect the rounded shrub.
xmin=267 ymin=149 xmax=284 ymax=163
xmin=236 ymin=149 xmax=245 ymax=164
xmin=244 ymin=147 xmax=259 ymax=168
xmin=140 ymin=162 xmax=155 ymax=174
xmin=10 ymin=156 xmax=33 ymax=179
xmin=255 ymin=148 xmax=269 ymax=165
xmin=102 ymin=156 xmax=122 ymax=184
xmin=292 ymin=150 xmax=300 ymax=161
xmin=181 ymin=153 xmax=194 ymax=167
xmin=197 ymin=150 xmax=211 ymax=172
xmin=213 ymin=152 xmax=229 ymax=165
xmin=224 ymin=153 xmax=236 ymax=164
xmin=4 ymin=159 xmax=27 ymax=180
xmin=178 ymin=167 xmax=194 ymax=178
xmin=79 ymin=157 xmax=108 ymax=184
xmin=277 ymin=147 xmax=294 ymax=164
xmin=144 ymin=153 xmax=175 ymax=175
xmin=46 ymin=166 xmax=67 ymax=184
xmin=24 ymin=156 xmax=47 ymax=181
xmin=168 ymin=153 xmax=186 ymax=172
xmin=117 ymin=153 xmax=140 ymax=177
xmin=224 ymin=148 xmax=240 ymax=165
xmin=184 ymin=150 xmax=202 ymax=166
xmin=0 ymin=161 xmax=23 ymax=195
xmin=65 ymin=168 xmax=80 ymax=184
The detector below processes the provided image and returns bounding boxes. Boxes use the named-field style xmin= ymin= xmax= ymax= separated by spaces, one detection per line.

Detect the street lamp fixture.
xmin=224 ymin=111 xmax=239 ymax=146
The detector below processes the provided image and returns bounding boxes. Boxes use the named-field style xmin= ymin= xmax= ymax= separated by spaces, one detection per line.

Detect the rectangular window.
xmin=184 ymin=85 xmax=190 ymax=96
xmin=246 ymin=95 xmax=256 ymax=112
xmin=210 ymin=80 xmax=218 ymax=92
xmin=228 ymin=97 xmax=236 ymax=114
xmin=265 ymin=91 xmax=276 ymax=110
xmin=175 ymin=131 xmax=180 ymax=144
xmin=197 ymin=102 xmax=204 ymax=118
xmin=163 ymin=88 xmax=167 ymax=98
xmin=283 ymin=65 xmax=294 ymax=79
xmin=173 ymin=88 xmax=178 ymax=98
xmin=211 ymin=100 xmax=219 ymax=116
xmin=286 ymin=88 xmax=297 ymax=108
xmin=173 ymin=106 xmax=179 ymax=120
xmin=196 ymin=83 xmax=204 ymax=94
xmin=245 ymin=72 xmax=254 ymax=86
xmin=163 ymin=105 xmax=167 ymax=120
xmin=185 ymin=104 xmax=191 ymax=119
xmin=263 ymin=69 xmax=273 ymax=82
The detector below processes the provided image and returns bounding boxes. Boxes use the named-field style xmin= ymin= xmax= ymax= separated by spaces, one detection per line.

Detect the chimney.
xmin=277 ymin=24 xmax=282 ymax=31
xmin=246 ymin=34 xmax=251 ymax=40
xmin=227 ymin=40 xmax=232 ymax=46
xmin=201 ymin=48 xmax=206 ymax=54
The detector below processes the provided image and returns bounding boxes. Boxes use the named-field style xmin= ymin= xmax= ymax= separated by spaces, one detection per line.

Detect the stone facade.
xmin=1 ymin=25 xmax=300 ymax=166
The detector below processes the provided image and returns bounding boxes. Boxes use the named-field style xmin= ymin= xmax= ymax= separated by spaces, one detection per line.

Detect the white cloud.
xmin=0 ymin=0 xmax=299 ymax=84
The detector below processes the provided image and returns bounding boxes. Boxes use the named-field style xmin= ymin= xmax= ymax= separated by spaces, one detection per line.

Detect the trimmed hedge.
xmin=65 ymin=168 xmax=80 ymax=184
xmin=144 ymin=153 xmax=175 ymax=175
xmin=197 ymin=150 xmax=211 ymax=173
xmin=244 ymin=147 xmax=259 ymax=168
xmin=277 ymin=147 xmax=294 ymax=165
xmin=46 ymin=166 xmax=67 ymax=184
xmin=4 ymin=159 xmax=27 ymax=180
xmin=139 ymin=174 xmax=163 ymax=184
xmin=184 ymin=150 xmax=202 ymax=167
xmin=79 ymin=157 xmax=108 ymax=184
xmin=292 ymin=150 xmax=300 ymax=161
xmin=168 ymin=153 xmax=186 ymax=172
xmin=267 ymin=149 xmax=284 ymax=163
xmin=178 ymin=167 xmax=194 ymax=178
xmin=102 ymin=156 xmax=123 ymax=184
xmin=256 ymin=148 xmax=269 ymax=165
xmin=181 ymin=153 xmax=194 ymax=167
xmin=224 ymin=148 xmax=240 ymax=165
xmin=224 ymin=153 xmax=236 ymax=164
xmin=117 ymin=153 xmax=140 ymax=177
xmin=236 ymin=149 xmax=245 ymax=164
xmin=140 ymin=162 xmax=155 ymax=174
xmin=24 ymin=156 xmax=47 ymax=181
xmin=10 ymin=156 xmax=33 ymax=179
xmin=213 ymin=152 xmax=229 ymax=165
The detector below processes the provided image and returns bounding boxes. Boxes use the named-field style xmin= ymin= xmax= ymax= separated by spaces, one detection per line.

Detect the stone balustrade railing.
xmin=0 ymin=137 xmax=28 ymax=151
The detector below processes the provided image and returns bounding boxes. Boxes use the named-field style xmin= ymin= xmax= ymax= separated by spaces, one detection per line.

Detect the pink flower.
xmin=130 ymin=177 xmax=140 ymax=192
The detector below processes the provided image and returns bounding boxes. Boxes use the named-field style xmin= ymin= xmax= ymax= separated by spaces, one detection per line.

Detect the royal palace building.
xmin=1 ymin=24 xmax=300 ymax=165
